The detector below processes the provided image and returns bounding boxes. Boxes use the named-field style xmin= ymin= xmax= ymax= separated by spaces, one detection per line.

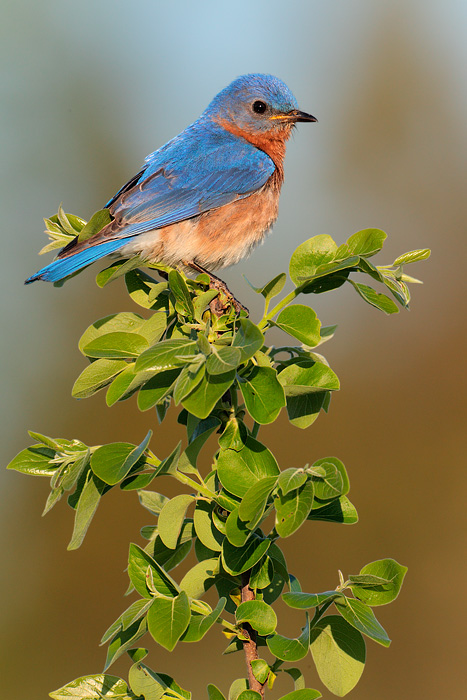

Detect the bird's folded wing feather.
xmin=99 ymin=122 xmax=276 ymax=240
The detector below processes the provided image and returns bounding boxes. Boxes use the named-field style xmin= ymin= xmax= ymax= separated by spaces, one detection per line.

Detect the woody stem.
xmin=241 ymin=572 xmax=264 ymax=698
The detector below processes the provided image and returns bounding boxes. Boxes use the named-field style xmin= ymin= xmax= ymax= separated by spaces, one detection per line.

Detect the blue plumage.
xmin=26 ymin=74 xmax=316 ymax=285
xmin=25 ymin=239 xmax=132 ymax=283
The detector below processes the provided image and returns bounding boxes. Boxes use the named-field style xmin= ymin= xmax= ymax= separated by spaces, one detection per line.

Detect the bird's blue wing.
xmin=103 ymin=120 xmax=276 ymax=238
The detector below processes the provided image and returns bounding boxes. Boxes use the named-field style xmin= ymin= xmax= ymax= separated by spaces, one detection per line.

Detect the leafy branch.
xmin=9 ymin=209 xmax=429 ymax=699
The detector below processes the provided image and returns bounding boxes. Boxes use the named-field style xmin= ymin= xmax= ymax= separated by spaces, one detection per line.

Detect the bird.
xmin=25 ymin=73 xmax=316 ymax=300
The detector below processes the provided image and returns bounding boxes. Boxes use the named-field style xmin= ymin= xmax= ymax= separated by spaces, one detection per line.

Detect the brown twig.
xmin=241 ymin=572 xmax=264 ymax=698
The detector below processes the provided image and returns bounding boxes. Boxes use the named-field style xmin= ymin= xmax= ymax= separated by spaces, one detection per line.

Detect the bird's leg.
xmin=184 ymin=261 xmax=248 ymax=316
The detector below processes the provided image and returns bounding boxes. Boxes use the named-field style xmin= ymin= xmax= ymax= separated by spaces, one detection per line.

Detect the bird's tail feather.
xmin=25 ymin=239 xmax=130 ymax=284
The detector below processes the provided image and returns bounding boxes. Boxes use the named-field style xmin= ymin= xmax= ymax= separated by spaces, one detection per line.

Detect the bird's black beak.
xmin=290 ymin=109 xmax=318 ymax=123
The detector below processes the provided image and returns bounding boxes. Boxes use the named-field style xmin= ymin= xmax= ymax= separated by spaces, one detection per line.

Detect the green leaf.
xmin=236 ymin=600 xmax=277 ymax=635
xmin=310 ymin=457 xmax=349 ymax=498
xmin=225 ymin=508 xmax=250 ymax=547
xmin=335 ymin=597 xmax=391 ymax=647
xmin=153 ymin=441 xmax=181 ymax=478
xmin=350 ymin=282 xmax=399 ymax=314
xmin=96 ymin=258 xmax=145 ymax=288
xmin=278 ymin=362 xmax=340 ymax=396
xmin=181 ymin=369 xmax=235 ymax=419
xmin=250 ymin=555 xmax=274 ymax=590
xmin=232 ymin=319 xmax=264 ymax=361
xmin=147 ymin=535 xmax=192 ymax=573
xmin=275 ymin=480 xmax=314 ymax=538
xmin=222 ymin=534 xmax=271 ymax=575
xmin=193 ymin=289 xmax=220 ymax=319
xmin=78 ymin=312 xmax=144 ymax=355
xmin=278 ymin=468 xmax=307 ymax=496
xmin=274 ymin=305 xmax=321 ymax=347
xmin=238 ymin=476 xmax=278 ymax=529
xmin=138 ymin=490 xmax=169 ymax=515
xmin=207 ymin=685 xmax=227 ymax=700
xmin=206 ymin=346 xmax=242 ymax=375
xmin=128 ymin=663 xmax=167 ymax=700
xmin=90 ymin=437 xmax=148 ymax=486
xmin=158 ymin=494 xmax=195 ymax=549
xmin=135 ymin=338 xmax=198 ymax=372
xmin=229 ymin=679 xmax=249 ymax=700
xmin=289 ymin=235 xmax=338 ymax=286
xmin=193 ymin=500 xmax=225 ymax=552
xmin=267 ymin=616 xmax=309 ymax=661
xmin=284 ymin=391 xmax=329 ymax=429
xmin=392 ymin=248 xmax=431 ymax=265
xmin=249 ymin=271 xmax=287 ymax=304
xmin=68 ymin=474 xmax=106 ymax=550
xmin=277 ymin=690 xmax=321 ymax=700
xmin=309 ymin=616 xmax=365 ymax=696
xmin=155 ymin=673 xmax=191 ymax=700
xmin=181 ymin=597 xmax=226 ymax=642
xmin=309 ymin=461 xmax=344 ymax=500
xmin=268 ymin=543 xmax=289 ymax=583
xmin=82 ymin=332 xmax=149 ymax=359
xmin=137 ymin=369 xmax=180 ymax=411
xmin=56 ymin=205 xmax=80 ymax=235
xmin=100 ymin=598 xmax=152 ymax=644
xmin=105 ymin=365 xmax=140 ymax=406
xmin=307 ymin=495 xmax=358 ymax=524
xmin=168 ymin=269 xmax=195 ymax=316
xmin=347 ymin=573 xmax=392 ymax=587
xmin=217 ymin=437 xmax=279 ymax=498
xmin=147 ymin=590 xmax=191 ymax=651
xmin=250 ymin=659 xmax=270 ymax=684
xmin=239 ymin=366 xmax=286 ymax=424
xmin=351 ymin=559 xmax=407 ymax=606
xmin=346 ymin=228 xmax=386 ymax=257
xmin=178 ymin=421 xmax=219 ymax=474
xmin=104 ymin=617 xmax=147 ymax=670
xmin=125 ymin=269 xmax=162 ymax=309
xmin=179 ymin=557 xmax=219 ymax=598
xmin=138 ymin=311 xmax=168 ymax=344
xmin=7 ymin=444 xmax=56 ymax=476
xmin=282 ymin=591 xmax=341 ymax=609
xmin=49 ymin=674 xmax=137 ymax=700
xmin=77 ymin=208 xmax=111 ymax=242
xmin=72 ymin=359 xmax=127 ymax=399
xmin=128 ymin=543 xmax=179 ymax=599
xmin=173 ymin=362 xmax=206 ymax=405
xmin=237 ymin=692 xmax=262 ymax=700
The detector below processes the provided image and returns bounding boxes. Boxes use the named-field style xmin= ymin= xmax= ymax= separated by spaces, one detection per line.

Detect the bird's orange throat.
xmin=215 ymin=118 xmax=291 ymax=183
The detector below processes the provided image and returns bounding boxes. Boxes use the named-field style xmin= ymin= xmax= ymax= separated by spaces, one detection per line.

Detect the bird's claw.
xmin=208 ymin=279 xmax=248 ymax=316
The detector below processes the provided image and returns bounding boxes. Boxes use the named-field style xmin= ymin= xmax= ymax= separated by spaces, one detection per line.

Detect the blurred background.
xmin=1 ymin=1 xmax=466 ymax=698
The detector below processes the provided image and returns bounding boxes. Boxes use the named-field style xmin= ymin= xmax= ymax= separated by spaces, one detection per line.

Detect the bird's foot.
xmin=184 ymin=261 xmax=248 ymax=317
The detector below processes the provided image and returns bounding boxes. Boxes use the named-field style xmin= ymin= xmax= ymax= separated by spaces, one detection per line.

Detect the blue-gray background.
xmin=1 ymin=1 xmax=465 ymax=698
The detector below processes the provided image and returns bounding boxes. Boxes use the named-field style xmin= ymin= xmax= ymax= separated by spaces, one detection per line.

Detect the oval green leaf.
xmin=239 ymin=366 xmax=286 ymax=424
xmin=309 ymin=615 xmax=365 ymax=697
xmin=352 ymin=558 xmax=407 ymax=606
xmin=158 ymin=494 xmax=195 ymax=549
xmin=147 ymin=590 xmax=191 ymax=651
xmin=217 ymin=437 xmax=279 ymax=498
xmin=236 ymin=600 xmax=277 ymax=636
xmin=335 ymin=597 xmax=391 ymax=647
xmin=275 ymin=305 xmax=321 ymax=347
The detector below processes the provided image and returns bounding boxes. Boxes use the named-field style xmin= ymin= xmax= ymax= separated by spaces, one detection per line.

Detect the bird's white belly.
xmin=119 ymin=182 xmax=280 ymax=272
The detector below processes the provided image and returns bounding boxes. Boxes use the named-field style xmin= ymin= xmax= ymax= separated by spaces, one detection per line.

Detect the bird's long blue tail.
xmin=25 ymin=239 xmax=130 ymax=284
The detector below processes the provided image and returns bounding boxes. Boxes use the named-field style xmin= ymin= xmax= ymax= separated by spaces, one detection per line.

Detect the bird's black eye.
xmin=252 ymin=100 xmax=267 ymax=114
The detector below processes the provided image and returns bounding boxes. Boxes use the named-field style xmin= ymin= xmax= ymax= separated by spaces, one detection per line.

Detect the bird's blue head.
xmin=204 ymin=74 xmax=317 ymax=137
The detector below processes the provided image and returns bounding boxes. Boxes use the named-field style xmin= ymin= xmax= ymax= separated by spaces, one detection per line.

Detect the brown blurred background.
xmin=1 ymin=1 xmax=466 ymax=698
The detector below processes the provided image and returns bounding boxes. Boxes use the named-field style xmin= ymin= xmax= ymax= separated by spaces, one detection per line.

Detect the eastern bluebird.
xmin=25 ymin=74 xmax=316 ymax=293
